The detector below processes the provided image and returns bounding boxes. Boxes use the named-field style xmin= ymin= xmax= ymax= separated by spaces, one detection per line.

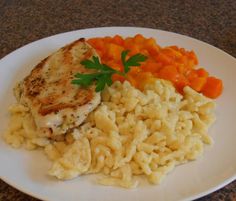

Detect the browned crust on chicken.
xmin=15 ymin=39 xmax=101 ymax=137
xmin=24 ymin=58 xmax=47 ymax=97
xmin=38 ymin=87 xmax=94 ymax=115
xmin=21 ymin=39 xmax=97 ymax=116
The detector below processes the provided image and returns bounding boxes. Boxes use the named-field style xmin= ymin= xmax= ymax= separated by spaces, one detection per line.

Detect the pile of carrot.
xmin=87 ymin=34 xmax=223 ymax=99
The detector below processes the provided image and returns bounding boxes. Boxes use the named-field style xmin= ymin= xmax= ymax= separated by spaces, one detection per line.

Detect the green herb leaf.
xmin=72 ymin=50 xmax=147 ymax=92
xmin=95 ymin=78 xmax=106 ymax=92
xmin=80 ymin=56 xmax=102 ymax=69
xmin=95 ymin=73 xmax=113 ymax=92
xmin=126 ymin=53 xmax=147 ymax=67
xmin=72 ymin=73 xmax=98 ymax=86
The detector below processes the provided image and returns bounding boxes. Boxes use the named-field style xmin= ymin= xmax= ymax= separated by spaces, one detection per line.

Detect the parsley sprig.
xmin=72 ymin=50 xmax=147 ymax=92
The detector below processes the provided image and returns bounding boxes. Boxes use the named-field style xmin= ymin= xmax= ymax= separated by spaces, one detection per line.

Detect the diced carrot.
xmin=113 ymin=35 xmax=124 ymax=46
xmin=135 ymin=72 xmax=154 ymax=90
xmin=186 ymin=69 xmax=198 ymax=80
xmin=134 ymin=34 xmax=145 ymax=44
xmin=187 ymin=51 xmax=198 ymax=65
xmin=176 ymin=63 xmax=186 ymax=74
xmin=167 ymin=47 xmax=183 ymax=58
xmin=104 ymin=36 xmax=112 ymax=43
xmin=155 ymin=53 xmax=174 ymax=65
xmin=175 ymin=75 xmax=189 ymax=93
xmin=106 ymin=43 xmax=124 ymax=61
xmin=177 ymin=55 xmax=188 ymax=65
xmin=179 ymin=48 xmax=187 ymax=55
xmin=112 ymin=74 xmax=126 ymax=83
xmin=161 ymin=48 xmax=176 ymax=59
xmin=148 ymin=46 xmax=160 ymax=57
xmin=142 ymin=61 xmax=162 ymax=73
xmin=86 ymin=35 xmax=223 ymax=99
xmin=145 ymin=38 xmax=158 ymax=48
xmin=145 ymin=38 xmax=160 ymax=56
xmin=129 ymin=44 xmax=141 ymax=56
xmin=158 ymin=65 xmax=179 ymax=83
xmin=87 ymin=38 xmax=98 ymax=46
xmin=127 ymin=74 xmax=137 ymax=87
xmin=186 ymin=59 xmax=195 ymax=69
xmin=168 ymin=46 xmax=179 ymax=51
xmin=105 ymin=60 xmax=121 ymax=71
xmin=140 ymin=49 xmax=149 ymax=56
xmin=129 ymin=66 xmax=142 ymax=75
xmin=92 ymin=38 xmax=105 ymax=51
xmin=190 ymin=77 xmax=207 ymax=92
xmin=124 ymin=37 xmax=133 ymax=50
xmin=196 ymin=68 xmax=209 ymax=77
xmin=201 ymin=77 xmax=223 ymax=99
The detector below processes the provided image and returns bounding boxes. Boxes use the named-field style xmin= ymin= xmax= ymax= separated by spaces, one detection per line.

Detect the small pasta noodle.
xmin=3 ymin=79 xmax=216 ymax=188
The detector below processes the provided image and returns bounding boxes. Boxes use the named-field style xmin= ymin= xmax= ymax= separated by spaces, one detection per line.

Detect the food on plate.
xmin=14 ymin=38 xmax=101 ymax=137
xmin=4 ymin=80 xmax=215 ymax=187
xmin=3 ymin=34 xmax=221 ymax=188
xmin=72 ymin=49 xmax=147 ymax=92
xmin=87 ymin=34 xmax=223 ymax=98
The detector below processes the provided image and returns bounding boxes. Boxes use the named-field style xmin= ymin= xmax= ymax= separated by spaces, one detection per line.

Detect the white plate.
xmin=0 ymin=27 xmax=236 ymax=201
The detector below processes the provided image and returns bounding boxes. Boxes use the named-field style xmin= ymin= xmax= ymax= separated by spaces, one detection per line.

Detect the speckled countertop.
xmin=0 ymin=0 xmax=235 ymax=201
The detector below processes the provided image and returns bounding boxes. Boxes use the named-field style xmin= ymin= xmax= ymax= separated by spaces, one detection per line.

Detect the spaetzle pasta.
xmin=4 ymin=79 xmax=216 ymax=188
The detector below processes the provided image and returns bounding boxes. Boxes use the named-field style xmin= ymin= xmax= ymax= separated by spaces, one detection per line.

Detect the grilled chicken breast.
xmin=15 ymin=38 xmax=101 ymax=137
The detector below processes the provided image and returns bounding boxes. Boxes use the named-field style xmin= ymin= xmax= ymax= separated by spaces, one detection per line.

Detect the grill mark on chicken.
xmin=39 ymin=103 xmax=77 ymax=116
xmin=39 ymin=87 xmax=94 ymax=116
xmin=24 ymin=57 xmax=48 ymax=97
